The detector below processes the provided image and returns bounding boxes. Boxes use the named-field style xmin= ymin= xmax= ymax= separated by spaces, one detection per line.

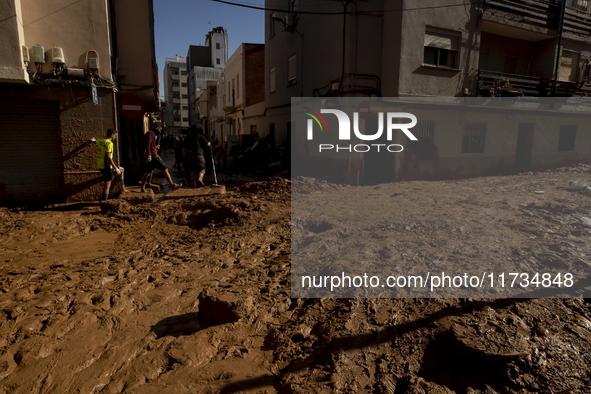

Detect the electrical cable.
xmin=212 ymin=0 xmax=483 ymax=15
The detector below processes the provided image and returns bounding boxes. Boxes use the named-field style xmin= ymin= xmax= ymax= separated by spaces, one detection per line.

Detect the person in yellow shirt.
xmin=97 ymin=128 xmax=127 ymax=200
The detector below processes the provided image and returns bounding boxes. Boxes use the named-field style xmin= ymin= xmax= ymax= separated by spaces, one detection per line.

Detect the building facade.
xmin=187 ymin=27 xmax=228 ymax=127
xmin=162 ymin=56 xmax=189 ymax=134
xmin=0 ymin=0 xmax=159 ymax=204
xmin=221 ymin=43 xmax=266 ymax=146
xmin=266 ymin=0 xmax=591 ymax=183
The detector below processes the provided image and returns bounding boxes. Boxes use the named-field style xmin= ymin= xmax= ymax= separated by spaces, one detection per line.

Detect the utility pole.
xmin=552 ymin=0 xmax=567 ymax=96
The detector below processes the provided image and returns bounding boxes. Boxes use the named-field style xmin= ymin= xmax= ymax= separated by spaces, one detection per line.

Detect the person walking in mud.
xmin=96 ymin=128 xmax=127 ymax=200
xmin=140 ymin=123 xmax=181 ymax=192
xmin=183 ymin=126 xmax=210 ymax=188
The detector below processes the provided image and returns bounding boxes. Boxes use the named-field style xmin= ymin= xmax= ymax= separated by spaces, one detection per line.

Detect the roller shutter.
xmin=0 ymin=99 xmax=65 ymax=204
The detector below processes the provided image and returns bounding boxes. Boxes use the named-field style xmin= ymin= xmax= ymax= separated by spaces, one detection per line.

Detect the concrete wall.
xmin=21 ymin=0 xmax=112 ymax=77
xmin=114 ymin=0 xmax=158 ymax=111
xmin=1 ymin=85 xmax=117 ymax=202
xmin=188 ymin=45 xmax=211 ymax=68
xmin=0 ymin=0 xmax=29 ymax=83
xmin=210 ymin=32 xmax=228 ymax=68
xmin=225 ymin=44 xmax=244 ymax=110
xmin=397 ymin=0 xmax=480 ymax=97
xmin=243 ymin=101 xmax=266 ymax=138
xmin=398 ymin=106 xmax=591 ymax=180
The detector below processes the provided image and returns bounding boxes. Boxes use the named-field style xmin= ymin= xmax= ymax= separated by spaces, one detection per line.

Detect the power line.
xmin=211 ymin=0 xmax=481 ymax=15
xmin=211 ymin=0 xmax=345 ymax=14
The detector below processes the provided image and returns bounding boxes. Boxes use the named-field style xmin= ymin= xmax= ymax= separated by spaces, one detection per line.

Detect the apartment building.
xmin=221 ymin=43 xmax=266 ymax=146
xmin=196 ymin=80 xmax=221 ymax=138
xmin=163 ymin=56 xmax=189 ymax=134
xmin=0 ymin=0 xmax=159 ymax=203
xmin=187 ymin=27 xmax=228 ymax=127
xmin=266 ymin=0 xmax=591 ymax=183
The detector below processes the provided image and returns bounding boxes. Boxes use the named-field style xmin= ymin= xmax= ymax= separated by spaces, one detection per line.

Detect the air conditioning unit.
xmin=283 ymin=14 xmax=296 ymax=31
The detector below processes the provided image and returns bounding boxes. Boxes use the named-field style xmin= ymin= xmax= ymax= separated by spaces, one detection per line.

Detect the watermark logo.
xmin=303 ymin=107 xmax=329 ymax=132
xmin=304 ymin=108 xmax=418 ymax=153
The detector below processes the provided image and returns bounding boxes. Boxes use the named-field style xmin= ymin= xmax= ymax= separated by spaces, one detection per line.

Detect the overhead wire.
xmin=211 ymin=0 xmax=483 ymax=15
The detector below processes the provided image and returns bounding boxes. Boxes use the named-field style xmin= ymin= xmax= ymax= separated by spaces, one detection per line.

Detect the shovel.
xmin=210 ymin=145 xmax=218 ymax=185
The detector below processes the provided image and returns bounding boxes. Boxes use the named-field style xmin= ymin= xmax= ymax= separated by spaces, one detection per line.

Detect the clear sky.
xmin=153 ymin=0 xmax=265 ymax=101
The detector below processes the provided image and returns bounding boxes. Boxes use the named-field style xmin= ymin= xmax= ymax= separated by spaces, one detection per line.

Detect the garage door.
xmin=0 ymin=99 xmax=65 ymax=204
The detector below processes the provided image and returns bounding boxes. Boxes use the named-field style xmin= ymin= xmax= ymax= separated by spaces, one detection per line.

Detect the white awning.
xmin=424 ymin=33 xmax=458 ymax=50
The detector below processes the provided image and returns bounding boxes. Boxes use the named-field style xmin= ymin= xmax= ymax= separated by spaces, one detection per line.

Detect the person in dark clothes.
xmin=183 ymin=126 xmax=210 ymax=188
xmin=139 ymin=123 xmax=181 ymax=192
xmin=173 ymin=136 xmax=184 ymax=169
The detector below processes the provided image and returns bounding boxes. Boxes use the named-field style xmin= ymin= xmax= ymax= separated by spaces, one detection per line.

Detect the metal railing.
xmin=477 ymin=69 xmax=591 ymax=96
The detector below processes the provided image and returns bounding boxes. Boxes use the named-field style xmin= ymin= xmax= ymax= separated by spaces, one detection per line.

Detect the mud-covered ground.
xmin=1 ymin=168 xmax=591 ymax=394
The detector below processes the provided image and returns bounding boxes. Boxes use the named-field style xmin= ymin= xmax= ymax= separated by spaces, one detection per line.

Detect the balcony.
xmin=483 ymin=0 xmax=591 ymax=37
xmin=482 ymin=0 xmax=560 ymax=32
xmin=476 ymin=69 xmax=591 ymax=96
xmin=564 ymin=3 xmax=591 ymax=36
xmin=172 ymin=86 xmax=180 ymax=92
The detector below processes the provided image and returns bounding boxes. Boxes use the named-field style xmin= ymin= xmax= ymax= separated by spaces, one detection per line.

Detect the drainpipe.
xmin=341 ymin=0 xmax=349 ymax=86
xmin=552 ymin=0 xmax=567 ymax=96
xmin=108 ymin=0 xmax=121 ymax=166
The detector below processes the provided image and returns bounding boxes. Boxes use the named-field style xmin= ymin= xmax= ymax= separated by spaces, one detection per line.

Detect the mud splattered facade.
xmin=0 ymin=0 xmax=159 ymax=204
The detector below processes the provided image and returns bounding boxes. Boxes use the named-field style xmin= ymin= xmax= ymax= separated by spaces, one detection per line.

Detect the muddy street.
xmin=1 ymin=170 xmax=591 ymax=394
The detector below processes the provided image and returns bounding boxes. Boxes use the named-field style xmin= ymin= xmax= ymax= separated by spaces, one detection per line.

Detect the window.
xmin=270 ymin=67 xmax=276 ymax=92
xmin=270 ymin=12 xmax=276 ymax=37
xmin=182 ymin=117 xmax=188 ymax=122
xmin=216 ymin=43 xmax=220 ymax=49
xmin=237 ymin=74 xmax=240 ymax=99
xmin=182 ymin=94 xmax=188 ymax=98
xmin=424 ymin=28 xmax=459 ymax=68
xmin=250 ymin=125 xmax=257 ymax=135
xmin=412 ymin=120 xmax=435 ymax=149
xmin=288 ymin=55 xmax=297 ymax=84
xmin=504 ymin=52 xmax=518 ymax=75
xmin=182 ymin=106 xmax=189 ymax=110
xmin=558 ymin=126 xmax=576 ymax=151
xmin=216 ymin=58 xmax=221 ymax=65
xmin=462 ymin=123 xmax=486 ymax=153
xmin=232 ymin=78 xmax=235 ymax=105
xmin=181 ymin=83 xmax=187 ymax=87
xmin=181 ymin=71 xmax=187 ymax=75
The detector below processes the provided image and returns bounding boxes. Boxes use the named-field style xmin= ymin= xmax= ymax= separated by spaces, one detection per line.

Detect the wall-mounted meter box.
xmin=52 ymin=47 xmax=65 ymax=64
xmin=32 ymin=44 xmax=45 ymax=63
xmin=88 ymin=57 xmax=98 ymax=69
xmin=67 ymin=68 xmax=85 ymax=77
xmin=22 ymin=46 xmax=30 ymax=63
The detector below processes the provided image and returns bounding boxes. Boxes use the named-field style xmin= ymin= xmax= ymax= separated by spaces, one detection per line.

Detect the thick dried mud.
xmin=0 ymin=171 xmax=590 ymax=394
